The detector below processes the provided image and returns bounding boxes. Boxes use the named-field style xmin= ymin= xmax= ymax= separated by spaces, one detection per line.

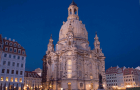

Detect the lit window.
xmin=15 ymin=78 xmax=18 ymax=82
xmin=4 ymin=54 xmax=7 ymax=57
xmin=9 ymin=54 xmax=11 ymax=58
xmin=90 ymin=76 xmax=93 ymax=79
xmin=1 ymin=76 xmax=3 ymax=81
xmin=6 ymin=77 xmax=8 ymax=81
xmin=14 ymin=48 xmax=17 ymax=53
xmin=3 ymin=61 xmax=6 ymax=65
xmin=67 ymin=60 xmax=72 ymax=78
xmin=10 ymin=47 xmax=13 ymax=52
xmin=19 ymin=78 xmax=22 ymax=82
xmin=11 ymin=77 xmax=13 ymax=82
xmin=5 ymin=47 xmax=8 ymax=51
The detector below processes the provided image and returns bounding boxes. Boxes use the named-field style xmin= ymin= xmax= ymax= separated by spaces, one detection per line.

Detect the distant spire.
xmin=70 ymin=0 xmax=77 ymax=6
xmin=94 ymin=32 xmax=99 ymax=40
xmin=50 ymin=34 xmax=52 ymax=39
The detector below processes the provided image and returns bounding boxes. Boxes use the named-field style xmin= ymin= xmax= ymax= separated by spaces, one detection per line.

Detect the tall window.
xmin=11 ymin=70 xmax=14 ymax=74
xmin=19 ymin=78 xmax=22 ymax=82
xmin=10 ymin=77 xmax=13 ymax=82
xmin=21 ymin=64 xmax=23 ymax=68
xmin=12 ymin=62 xmax=15 ymax=66
xmin=14 ymin=48 xmax=17 ymax=53
xmin=67 ymin=60 xmax=72 ymax=78
xmin=18 ymin=49 xmax=21 ymax=54
xmin=1 ymin=76 xmax=3 ymax=81
xmin=10 ymin=47 xmax=13 ymax=52
xmin=9 ymin=54 xmax=11 ymax=58
xmin=20 ymin=71 xmax=23 ymax=75
xmin=14 ymin=43 xmax=17 ymax=47
xmin=17 ymin=63 xmax=19 ymax=67
xmin=2 ymin=69 xmax=5 ymax=73
xmin=4 ymin=54 xmax=7 ymax=57
xmin=22 ymin=51 xmax=25 ymax=55
xmin=16 ymin=70 xmax=18 ymax=75
xmin=5 ymin=47 xmax=8 ymax=51
xmin=15 ymin=78 xmax=18 ymax=82
xmin=5 ymin=42 xmax=8 ymax=45
xmin=3 ymin=61 xmax=6 ymax=65
xmin=13 ymin=55 xmax=16 ymax=59
xmin=8 ymin=61 xmax=10 ymax=66
xmin=9 ymin=42 xmax=12 ymax=46
xmin=6 ymin=77 xmax=8 ymax=81
xmin=18 ymin=56 xmax=20 ymax=59
xmin=22 ymin=57 xmax=24 ymax=60
xmin=7 ymin=69 xmax=9 ymax=74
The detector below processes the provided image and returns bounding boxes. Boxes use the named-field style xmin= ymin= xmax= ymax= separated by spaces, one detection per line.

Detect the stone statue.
xmin=98 ymin=73 xmax=104 ymax=89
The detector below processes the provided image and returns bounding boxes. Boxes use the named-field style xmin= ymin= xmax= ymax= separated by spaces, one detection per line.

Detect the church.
xmin=42 ymin=1 xmax=106 ymax=90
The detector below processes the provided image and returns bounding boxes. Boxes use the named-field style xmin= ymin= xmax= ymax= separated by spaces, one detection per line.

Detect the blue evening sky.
xmin=0 ymin=0 xmax=140 ymax=71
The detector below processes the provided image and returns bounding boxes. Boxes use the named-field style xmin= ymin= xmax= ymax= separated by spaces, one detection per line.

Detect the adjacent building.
xmin=33 ymin=68 xmax=42 ymax=77
xmin=106 ymin=66 xmax=140 ymax=90
xmin=24 ymin=71 xmax=42 ymax=90
xmin=42 ymin=1 xmax=106 ymax=90
xmin=0 ymin=35 xmax=26 ymax=90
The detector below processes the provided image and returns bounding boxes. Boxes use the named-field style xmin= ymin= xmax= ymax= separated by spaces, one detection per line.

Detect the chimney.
xmin=9 ymin=38 xmax=11 ymax=41
xmin=13 ymin=39 xmax=15 ymax=42
xmin=5 ymin=37 xmax=7 ymax=40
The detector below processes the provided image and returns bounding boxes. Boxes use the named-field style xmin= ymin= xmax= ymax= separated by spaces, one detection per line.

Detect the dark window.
xmin=11 ymin=70 xmax=14 ymax=74
xmin=5 ymin=42 xmax=8 ymax=45
xmin=80 ymin=83 xmax=83 ymax=88
xmin=8 ymin=61 xmax=10 ymax=66
xmin=4 ymin=54 xmax=7 ymax=57
xmin=9 ymin=54 xmax=11 ymax=58
xmin=18 ymin=45 xmax=21 ymax=48
xmin=0 ymin=45 xmax=1 ymax=48
xmin=18 ymin=50 xmax=21 ymax=54
xmin=7 ymin=69 xmax=9 ymax=74
xmin=22 ymin=57 xmax=24 ymax=60
xmin=2 ymin=69 xmax=5 ymax=73
xmin=17 ymin=63 xmax=19 ymax=67
xmin=21 ymin=64 xmax=23 ymax=68
xmin=12 ymin=62 xmax=15 ymax=66
xmin=5 ymin=47 xmax=8 ymax=51
xmin=10 ymin=48 xmax=12 ymax=52
xmin=13 ymin=55 xmax=16 ymax=59
xmin=22 ymin=51 xmax=25 ymax=55
xmin=16 ymin=70 xmax=18 ymax=75
xmin=9 ymin=42 xmax=12 ymax=46
xmin=3 ymin=61 xmax=6 ymax=65
xmin=14 ymin=48 xmax=17 ymax=53
xmin=20 ymin=71 xmax=23 ymax=75
xmin=14 ymin=43 xmax=17 ymax=47
xmin=18 ymin=56 xmax=20 ymax=59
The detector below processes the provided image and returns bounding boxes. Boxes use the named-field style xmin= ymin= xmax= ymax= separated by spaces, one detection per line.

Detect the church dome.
xmin=59 ymin=20 xmax=88 ymax=41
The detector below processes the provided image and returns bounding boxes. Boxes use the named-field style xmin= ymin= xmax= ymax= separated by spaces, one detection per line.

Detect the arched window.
xmin=70 ymin=9 xmax=72 ymax=14
xmin=67 ymin=60 xmax=72 ymax=78
xmin=74 ymin=9 xmax=77 ymax=15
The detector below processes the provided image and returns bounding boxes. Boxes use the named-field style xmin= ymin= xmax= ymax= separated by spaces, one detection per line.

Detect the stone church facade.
xmin=42 ymin=1 xmax=106 ymax=90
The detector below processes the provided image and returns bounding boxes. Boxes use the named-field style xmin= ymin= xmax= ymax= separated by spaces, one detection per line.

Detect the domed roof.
xmin=59 ymin=20 xmax=88 ymax=41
